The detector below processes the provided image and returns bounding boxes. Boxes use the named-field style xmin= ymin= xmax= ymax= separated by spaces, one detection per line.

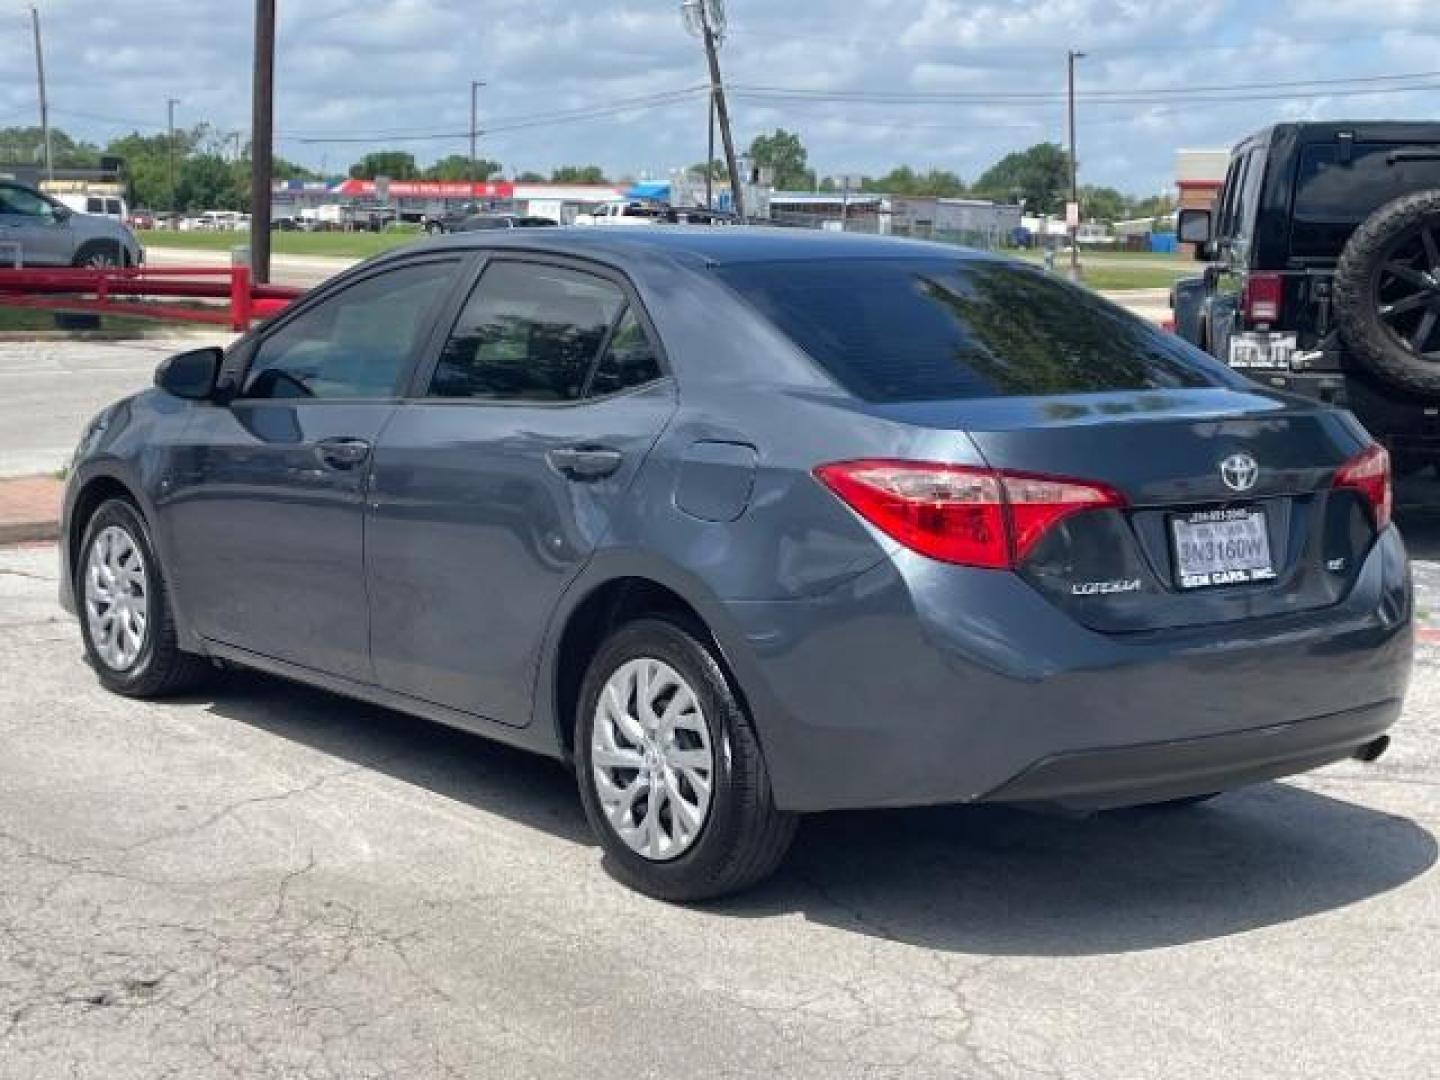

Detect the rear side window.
xmin=715 ymin=259 xmax=1221 ymax=403
xmin=87 ymin=197 xmax=103 ymax=213
xmin=1293 ymin=142 xmax=1440 ymax=256
xmin=588 ymin=307 xmax=663 ymax=397
xmin=430 ymin=262 xmax=625 ymax=401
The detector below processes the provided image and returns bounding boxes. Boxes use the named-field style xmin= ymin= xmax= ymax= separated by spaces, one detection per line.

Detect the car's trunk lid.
xmin=872 ymin=388 xmax=1378 ymax=633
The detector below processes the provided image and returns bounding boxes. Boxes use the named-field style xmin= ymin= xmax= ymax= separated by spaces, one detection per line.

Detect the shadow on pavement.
xmin=200 ymin=669 xmax=595 ymax=847
xmin=724 ymin=788 xmax=1435 ymax=955
xmin=200 ymin=667 xmax=1436 ymax=957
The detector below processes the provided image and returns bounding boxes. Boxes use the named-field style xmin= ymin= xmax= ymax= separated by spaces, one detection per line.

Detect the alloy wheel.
xmin=1375 ymin=222 xmax=1440 ymax=361
xmin=590 ymin=657 xmax=714 ymax=861
xmin=84 ymin=525 xmax=149 ymax=671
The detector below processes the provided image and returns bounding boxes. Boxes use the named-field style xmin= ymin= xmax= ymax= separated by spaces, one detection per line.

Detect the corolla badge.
xmin=1219 ymin=453 xmax=1260 ymax=493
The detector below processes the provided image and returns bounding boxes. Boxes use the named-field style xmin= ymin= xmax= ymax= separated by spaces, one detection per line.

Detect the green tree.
xmin=689 ymin=158 xmax=727 ymax=181
xmin=175 ymin=154 xmax=240 ymax=211
xmin=424 ymin=154 xmax=503 ymax=181
xmin=104 ymin=128 xmax=204 ymax=209
xmin=973 ymin=142 xmax=1071 ymax=214
xmin=516 ymin=170 xmax=545 ymax=182
xmin=747 ymin=128 xmax=809 ymax=189
xmin=861 ymin=166 xmax=967 ymax=197
xmin=0 ymin=126 xmax=100 ymax=168
xmin=348 ymin=151 xmax=420 ymax=180
xmin=1080 ymin=184 xmax=1129 ymax=223
xmin=550 ymin=165 xmax=608 ymax=184
xmin=1131 ymin=193 xmax=1178 ymax=229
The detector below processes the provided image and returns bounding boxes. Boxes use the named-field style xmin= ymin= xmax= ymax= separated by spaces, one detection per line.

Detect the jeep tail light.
xmin=1242 ymin=272 xmax=1284 ymax=325
xmin=1332 ymin=443 xmax=1392 ymax=531
xmin=814 ymin=460 xmax=1126 ymax=570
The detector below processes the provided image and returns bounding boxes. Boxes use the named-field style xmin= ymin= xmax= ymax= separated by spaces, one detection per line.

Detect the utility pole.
xmin=166 ymin=98 xmax=180 ymax=214
xmin=1066 ymin=49 xmax=1085 ymax=282
xmin=683 ymin=1 xmax=743 ymax=221
xmin=706 ymin=89 xmax=716 ymax=210
xmin=469 ymin=79 xmax=485 ymax=185
xmin=28 ymin=6 xmax=53 ymax=183
xmin=250 ymin=0 xmax=276 ymax=283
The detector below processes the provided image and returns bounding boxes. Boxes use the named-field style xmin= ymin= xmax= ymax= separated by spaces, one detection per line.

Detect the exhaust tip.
xmin=1354 ymin=736 xmax=1391 ymax=764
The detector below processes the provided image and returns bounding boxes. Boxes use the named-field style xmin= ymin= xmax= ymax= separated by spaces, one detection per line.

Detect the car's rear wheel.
xmin=575 ymin=617 xmax=796 ymax=902
xmin=73 ymin=241 xmax=124 ymax=269
xmin=77 ymin=499 xmax=210 ymax=698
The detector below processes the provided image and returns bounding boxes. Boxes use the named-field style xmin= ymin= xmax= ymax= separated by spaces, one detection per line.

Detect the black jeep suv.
xmin=1174 ymin=122 xmax=1440 ymax=474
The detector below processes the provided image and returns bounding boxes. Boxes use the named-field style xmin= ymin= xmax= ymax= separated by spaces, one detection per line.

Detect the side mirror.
xmin=155 ymin=347 xmax=223 ymax=401
xmin=1177 ymin=208 xmax=1213 ymax=245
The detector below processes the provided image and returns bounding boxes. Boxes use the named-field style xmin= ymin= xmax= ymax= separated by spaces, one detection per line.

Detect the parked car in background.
xmin=0 ymin=180 xmax=143 ymax=266
xmin=53 ymin=192 xmax=128 ymax=223
xmin=127 ymin=209 xmax=156 ymax=230
xmin=61 ymin=230 xmax=1411 ymax=901
xmin=448 ymin=213 xmax=558 ymax=232
xmin=423 ymin=202 xmax=483 ymax=235
xmin=1175 ymin=121 xmax=1440 ymax=475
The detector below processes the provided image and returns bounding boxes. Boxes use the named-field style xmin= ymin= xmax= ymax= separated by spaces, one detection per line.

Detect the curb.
xmin=0 ymin=519 xmax=59 ymax=546
xmin=0 ymin=474 xmax=64 ymax=549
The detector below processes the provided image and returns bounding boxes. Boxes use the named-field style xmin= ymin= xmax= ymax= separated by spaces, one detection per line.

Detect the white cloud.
xmin=0 ymin=0 xmax=1434 ymax=193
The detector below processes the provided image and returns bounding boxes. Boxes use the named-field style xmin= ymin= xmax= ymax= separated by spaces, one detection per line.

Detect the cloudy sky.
xmin=2 ymin=0 xmax=1439 ymax=194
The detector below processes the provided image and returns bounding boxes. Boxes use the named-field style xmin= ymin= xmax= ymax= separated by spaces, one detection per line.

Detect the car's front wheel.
xmin=77 ymin=499 xmax=211 ymax=698
xmin=575 ymin=616 xmax=796 ymax=902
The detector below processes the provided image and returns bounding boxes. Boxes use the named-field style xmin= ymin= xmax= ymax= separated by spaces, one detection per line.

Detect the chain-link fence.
xmin=767 ymin=209 xmax=1011 ymax=251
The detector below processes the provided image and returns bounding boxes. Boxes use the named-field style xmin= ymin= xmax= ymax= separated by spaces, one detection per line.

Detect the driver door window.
xmin=243 ymin=260 xmax=459 ymax=400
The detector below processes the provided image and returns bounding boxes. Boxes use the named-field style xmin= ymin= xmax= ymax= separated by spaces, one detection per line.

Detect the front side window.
xmin=717 ymin=258 xmax=1224 ymax=403
xmin=242 ymin=260 xmax=458 ymax=400
xmin=430 ymin=262 xmax=626 ymax=401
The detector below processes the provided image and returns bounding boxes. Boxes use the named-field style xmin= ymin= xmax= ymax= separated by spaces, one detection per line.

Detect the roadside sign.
xmin=1066 ymin=201 xmax=1080 ymax=229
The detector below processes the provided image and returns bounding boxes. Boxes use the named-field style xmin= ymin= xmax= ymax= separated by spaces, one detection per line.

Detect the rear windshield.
xmin=1292 ymin=142 xmax=1440 ymax=256
xmin=715 ymin=258 xmax=1219 ymax=402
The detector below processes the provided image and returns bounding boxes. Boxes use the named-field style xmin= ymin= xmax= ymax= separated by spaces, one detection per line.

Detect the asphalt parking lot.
xmin=1 ymin=335 xmax=1438 ymax=1079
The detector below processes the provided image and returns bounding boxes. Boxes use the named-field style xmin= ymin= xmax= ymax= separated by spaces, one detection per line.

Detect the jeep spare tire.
xmin=1333 ymin=189 xmax=1440 ymax=397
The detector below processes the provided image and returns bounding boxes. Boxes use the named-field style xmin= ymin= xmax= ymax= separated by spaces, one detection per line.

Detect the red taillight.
xmin=1242 ymin=272 xmax=1284 ymax=325
xmin=1333 ymin=443 xmax=1392 ymax=531
xmin=814 ymin=460 xmax=1125 ymax=570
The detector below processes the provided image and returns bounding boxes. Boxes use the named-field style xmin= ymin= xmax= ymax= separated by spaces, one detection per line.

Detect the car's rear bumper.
xmin=721 ymin=526 xmax=1413 ymax=814
xmin=980 ymin=699 xmax=1398 ymax=811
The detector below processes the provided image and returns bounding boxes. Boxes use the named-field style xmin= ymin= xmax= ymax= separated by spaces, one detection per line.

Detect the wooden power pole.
xmin=1067 ymin=49 xmax=1085 ymax=283
xmin=250 ymin=0 xmax=277 ymax=283
xmin=687 ymin=1 xmax=744 ymax=221
xmin=28 ymin=6 xmax=53 ymax=183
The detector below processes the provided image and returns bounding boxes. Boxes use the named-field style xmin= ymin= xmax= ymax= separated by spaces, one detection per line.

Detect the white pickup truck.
xmin=573 ymin=202 xmax=662 ymax=226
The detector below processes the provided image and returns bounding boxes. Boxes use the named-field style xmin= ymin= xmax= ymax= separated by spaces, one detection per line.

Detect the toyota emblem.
xmin=1219 ymin=453 xmax=1260 ymax=493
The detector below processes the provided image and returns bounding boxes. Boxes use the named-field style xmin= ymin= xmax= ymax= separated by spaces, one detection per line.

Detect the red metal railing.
xmin=0 ymin=265 xmax=305 ymax=331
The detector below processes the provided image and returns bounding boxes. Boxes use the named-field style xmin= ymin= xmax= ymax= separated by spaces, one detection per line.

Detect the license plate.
xmin=1171 ymin=507 xmax=1276 ymax=590
xmin=1227 ymin=332 xmax=1296 ymax=370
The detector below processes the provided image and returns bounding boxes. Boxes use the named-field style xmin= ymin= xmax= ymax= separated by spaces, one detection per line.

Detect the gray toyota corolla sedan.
xmin=60 ymin=229 xmax=1413 ymax=900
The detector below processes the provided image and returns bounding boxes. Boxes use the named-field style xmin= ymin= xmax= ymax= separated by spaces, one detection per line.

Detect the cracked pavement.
xmin=1 ymin=515 xmax=1437 ymax=1079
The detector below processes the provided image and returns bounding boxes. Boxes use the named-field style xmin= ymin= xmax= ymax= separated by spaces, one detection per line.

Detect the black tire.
xmin=72 ymin=241 xmax=123 ymax=269
xmin=575 ymin=616 xmax=796 ymax=902
xmin=1332 ymin=190 xmax=1440 ymax=397
xmin=76 ymin=498 xmax=211 ymax=698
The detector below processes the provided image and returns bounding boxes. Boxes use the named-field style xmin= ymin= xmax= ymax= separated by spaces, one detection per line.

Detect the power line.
xmin=286 ymin=88 xmax=709 ymax=144
xmin=729 ymin=69 xmax=1440 ymax=105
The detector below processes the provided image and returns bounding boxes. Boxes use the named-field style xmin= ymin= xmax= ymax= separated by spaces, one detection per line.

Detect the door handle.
xmin=315 ymin=436 xmax=372 ymax=470
xmin=547 ymin=445 xmax=623 ymax=481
